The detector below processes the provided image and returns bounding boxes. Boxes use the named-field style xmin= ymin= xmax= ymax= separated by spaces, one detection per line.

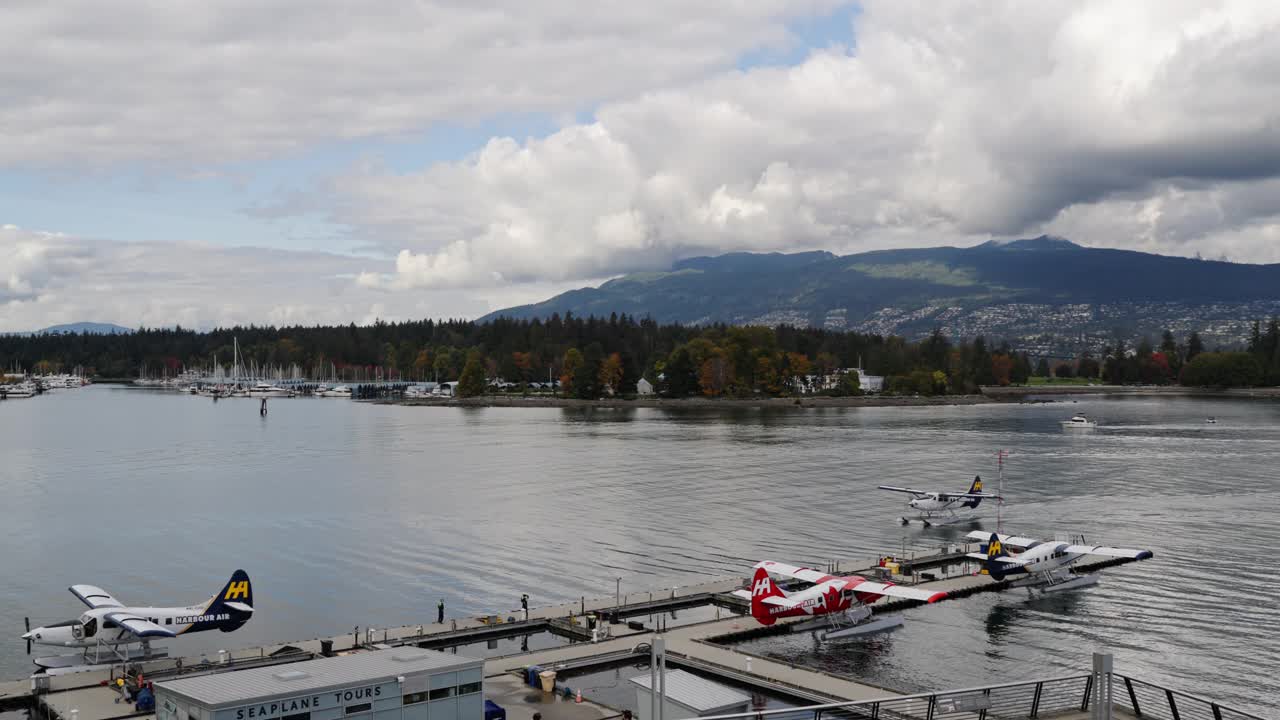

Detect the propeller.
xmin=25 ymin=616 xmax=31 ymax=655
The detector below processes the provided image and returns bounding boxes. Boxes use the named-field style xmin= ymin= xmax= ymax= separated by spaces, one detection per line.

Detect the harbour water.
xmin=1 ymin=388 xmax=1278 ymax=714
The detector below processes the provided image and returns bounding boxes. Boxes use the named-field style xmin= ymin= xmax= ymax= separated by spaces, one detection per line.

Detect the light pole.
xmin=616 ymin=578 xmax=621 ymax=608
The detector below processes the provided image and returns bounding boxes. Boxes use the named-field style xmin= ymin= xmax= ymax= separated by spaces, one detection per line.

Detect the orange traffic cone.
xmin=575 ymin=689 xmax=583 ymax=704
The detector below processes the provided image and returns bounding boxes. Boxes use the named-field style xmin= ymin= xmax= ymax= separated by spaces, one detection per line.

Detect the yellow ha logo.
xmin=989 ymin=541 xmax=1003 ymax=556
xmin=224 ymin=581 xmax=249 ymax=600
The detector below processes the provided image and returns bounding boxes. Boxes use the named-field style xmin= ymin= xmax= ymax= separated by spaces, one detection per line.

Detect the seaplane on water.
xmin=879 ymin=476 xmax=1002 ymax=526
xmin=966 ymin=531 xmax=1153 ymax=594
xmin=22 ymin=570 xmax=253 ymax=671
xmin=732 ymin=562 xmax=947 ymax=640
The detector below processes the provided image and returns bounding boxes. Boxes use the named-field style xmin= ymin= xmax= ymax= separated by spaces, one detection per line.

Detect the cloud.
xmin=0 ymin=225 xmax=584 ymax=332
xmin=328 ymin=0 xmax=1280 ymax=292
xmin=0 ymin=0 xmax=843 ymax=167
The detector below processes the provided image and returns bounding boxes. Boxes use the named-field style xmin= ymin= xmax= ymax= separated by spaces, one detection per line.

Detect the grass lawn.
xmin=1027 ymin=376 xmax=1095 ymax=385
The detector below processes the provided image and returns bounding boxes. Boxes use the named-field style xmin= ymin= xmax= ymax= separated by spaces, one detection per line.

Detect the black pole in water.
xmin=260 ymin=397 xmax=267 ymax=416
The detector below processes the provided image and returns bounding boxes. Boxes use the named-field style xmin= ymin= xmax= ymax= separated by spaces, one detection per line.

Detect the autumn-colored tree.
xmin=784 ymin=352 xmax=812 ymax=393
xmin=813 ymin=352 xmax=838 ymax=378
xmin=512 ymin=351 xmax=533 ymax=384
xmin=598 ymin=352 xmax=624 ymax=395
xmin=699 ymin=354 xmax=734 ymax=397
xmin=413 ymin=349 xmax=433 ymax=380
xmin=755 ymin=354 xmax=780 ymax=395
xmin=560 ymin=348 xmax=583 ymax=392
xmin=991 ymin=354 xmax=1014 ymax=386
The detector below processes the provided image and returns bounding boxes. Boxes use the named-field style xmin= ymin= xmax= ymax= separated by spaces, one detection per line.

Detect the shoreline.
xmin=377 ymin=384 xmax=1280 ymax=409
xmin=381 ymin=394 xmax=1002 ymax=409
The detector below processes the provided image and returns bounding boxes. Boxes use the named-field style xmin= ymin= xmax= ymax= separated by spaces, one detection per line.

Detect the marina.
xmin=2 ymin=390 xmax=1278 ymax=717
xmin=0 ymin=546 xmax=1257 ymax=720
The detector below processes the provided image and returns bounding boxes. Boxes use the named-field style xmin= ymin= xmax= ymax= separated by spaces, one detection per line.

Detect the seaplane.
xmin=878 ymin=476 xmax=1001 ymax=526
xmin=732 ymin=562 xmax=947 ymax=640
xmin=22 ymin=570 xmax=253 ymax=672
xmin=966 ymin=531 xmax=1153 ymax=594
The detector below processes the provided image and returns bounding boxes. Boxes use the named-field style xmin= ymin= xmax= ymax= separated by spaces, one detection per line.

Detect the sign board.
xmin=935 ymin=693 xmax=991 ymax=714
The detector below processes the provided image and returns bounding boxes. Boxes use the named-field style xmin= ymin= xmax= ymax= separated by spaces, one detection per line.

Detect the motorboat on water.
xmin=1061 ymin=413 xmax=1097 ymax=429
xmin=1206 ymin=417 xmax=1218 ymax=424
xmin=0 ymin=382 xmax=37 ymax=399
xmin=245 ymin=382 xmax=295 ymax=398
xmin=316 ymin=385 xmax=352 ymax=398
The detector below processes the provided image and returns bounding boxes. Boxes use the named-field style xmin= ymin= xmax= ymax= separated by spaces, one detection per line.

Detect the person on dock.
xmin=114 ymin=677 xmax=127 ymax=703
xmin=521 ymin=593 xmax=529 ymax=621
xmin=437 ymin=598 xmax=445 ymax=623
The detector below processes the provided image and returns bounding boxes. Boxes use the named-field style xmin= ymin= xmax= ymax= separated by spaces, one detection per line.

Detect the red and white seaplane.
xmin=732 ymin=561 xmax=947 ymax=639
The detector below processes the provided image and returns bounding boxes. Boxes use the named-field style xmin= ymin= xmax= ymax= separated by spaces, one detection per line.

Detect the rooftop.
xmin=158 ymin=648 xmax=483 ymax=708
xmin=629 ymin=669 xmax=751 ymax=713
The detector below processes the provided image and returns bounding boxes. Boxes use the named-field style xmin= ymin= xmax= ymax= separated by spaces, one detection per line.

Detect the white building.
xmin=629 ymin=670 xmax=751 ymax=719
xmin=636 ymin=378 xmax=654 ymax=396
xmin=156 ymin=648 xmax=484 ymax=720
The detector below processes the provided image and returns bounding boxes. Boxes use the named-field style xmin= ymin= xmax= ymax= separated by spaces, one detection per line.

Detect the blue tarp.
xmin=484 ymin=700 xmax=506 ymax=720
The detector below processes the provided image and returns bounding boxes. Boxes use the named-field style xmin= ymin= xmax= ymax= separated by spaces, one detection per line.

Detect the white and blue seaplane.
xmin=22 ymin=570 xmax=253 ymax=673
xmin=966 ymin=532 xmax=1153 ymax=594
xmin=879 ymin=476 xmax=1002 ymax=526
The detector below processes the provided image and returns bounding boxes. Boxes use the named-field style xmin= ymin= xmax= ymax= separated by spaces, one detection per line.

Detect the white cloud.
xmin=0 ymin=225 xmax=584 ymax=332
xmin=328 ymin=0 xmax=1280 ymax=293
xmin=0 ymin=0 xmax=843 ymax=167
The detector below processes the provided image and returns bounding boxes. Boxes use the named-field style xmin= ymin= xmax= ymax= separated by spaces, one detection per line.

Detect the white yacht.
xmin=1061 ymin=413 xmax=1097 ymax=429
xmin=317 ymin=385 xmax=352 ymax=398
xmin=245 ymin=382 xmax=294 ymax=398
xmin=0 ymin=382 xmax=37 ymax=399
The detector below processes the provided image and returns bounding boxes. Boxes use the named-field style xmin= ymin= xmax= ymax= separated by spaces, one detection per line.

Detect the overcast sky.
xmin=3 ymin=1 xmax=1280 ymax=331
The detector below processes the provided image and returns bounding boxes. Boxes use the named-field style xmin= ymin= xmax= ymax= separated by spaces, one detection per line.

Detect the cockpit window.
xmin=83 ymin=617 xmax=97 ymax=637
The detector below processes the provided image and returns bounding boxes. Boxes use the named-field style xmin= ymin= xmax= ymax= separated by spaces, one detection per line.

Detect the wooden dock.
xmin=14 ymin=546 xmax=1149 ymax=720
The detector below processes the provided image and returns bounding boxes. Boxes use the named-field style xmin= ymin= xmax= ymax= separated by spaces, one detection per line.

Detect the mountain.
xmin=483 ymin=237 xmax=1280 ymax=355
xmin=27 ymin=322 xmax=133 ymax=336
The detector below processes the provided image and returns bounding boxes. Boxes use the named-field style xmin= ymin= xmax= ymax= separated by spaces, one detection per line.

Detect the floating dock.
xmin=3 ymin=542 xmax=1225 ymax=720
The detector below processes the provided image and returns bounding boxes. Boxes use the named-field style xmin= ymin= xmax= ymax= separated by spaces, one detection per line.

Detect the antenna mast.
xmin=996 ymin=449 xmax=1009 ymax=533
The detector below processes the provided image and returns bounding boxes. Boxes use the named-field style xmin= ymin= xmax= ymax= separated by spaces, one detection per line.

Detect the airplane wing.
xmin=937 ymin=492 xmax=1002 ymax=500
xmin=102 ymin=611 xmax=177 ymax=639
xmin=878 ymin=485 xmax=929 ymax=496
xmin=754 ymin=561 xmax=832 ymax=585
xmin=1062 ymin=544 xmax=1154 ymax=560
xmin=847 ymin=580 xmax=948 ymax=603
xmin=964 ymin=531 xmax=1042 ymax=548
xmin=69 ymin=585 xmax=125 ymax=610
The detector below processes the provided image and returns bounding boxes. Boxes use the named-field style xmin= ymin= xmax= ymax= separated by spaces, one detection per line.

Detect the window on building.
xmin=345 ymin=704 xmax=372 ymax=715
xmin=428 ymin=687 xmax=454 ymax=701
xmin=281 ymin=713 xmax=311 ymax=720
xmin=403 ymin=692 xmax=427 ymax=705
xmin=457 ymin=683 xmax=481 ymax=696
xmin=165 ymin=618 xmax=173 ymax=625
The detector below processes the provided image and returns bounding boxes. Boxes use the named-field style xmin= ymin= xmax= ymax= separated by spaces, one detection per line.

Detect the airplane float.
xmin=732 ymin=561 xmax=947 ymax=639
xmin=22 ymin=570 xmax=253 ymax=671
xmin=879 ymin=476 xmax=1001 ymax=526
xmin=967 ymin=532 xmax=1153 ymax=593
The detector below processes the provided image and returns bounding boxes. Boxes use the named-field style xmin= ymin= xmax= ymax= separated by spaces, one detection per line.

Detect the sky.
xmin=3 ymin=1 xmax=1280 ymax=331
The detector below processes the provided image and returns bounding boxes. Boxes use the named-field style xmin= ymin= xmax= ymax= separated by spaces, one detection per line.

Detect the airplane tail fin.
xmin=207 ymin=570 xmax=253 ymax=631
xmin=964 ymin=475 xmax=984 ymax=508
xmin=749 ymin=567 xmax=785 ymax=625
xmin=983 ymin=533 xmax=1009 ymax=580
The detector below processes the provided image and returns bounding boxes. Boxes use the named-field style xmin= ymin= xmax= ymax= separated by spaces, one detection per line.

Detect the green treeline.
xmin=1 ymin=316 xmax=1031 ymax=397
xmin=5 ymin=315 xmax=1279 ymax=396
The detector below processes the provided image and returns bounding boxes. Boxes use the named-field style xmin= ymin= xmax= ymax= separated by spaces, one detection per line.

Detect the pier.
xmin=4 ymin=544 xmax=1261 ymax=720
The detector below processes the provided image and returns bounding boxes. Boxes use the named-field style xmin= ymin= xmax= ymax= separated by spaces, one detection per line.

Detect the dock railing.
xmin=686 ymin=671 xmax=1270 ymax=720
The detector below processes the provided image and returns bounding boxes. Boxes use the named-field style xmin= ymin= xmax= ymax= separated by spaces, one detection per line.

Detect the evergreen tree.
xmin=1035 ymin=358 xmax=1051 ymax=377
xmin=456 ymin=350 xmax=487 ymax=397
xmin=1186 ymin=332 xmax=1205 ymax=360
